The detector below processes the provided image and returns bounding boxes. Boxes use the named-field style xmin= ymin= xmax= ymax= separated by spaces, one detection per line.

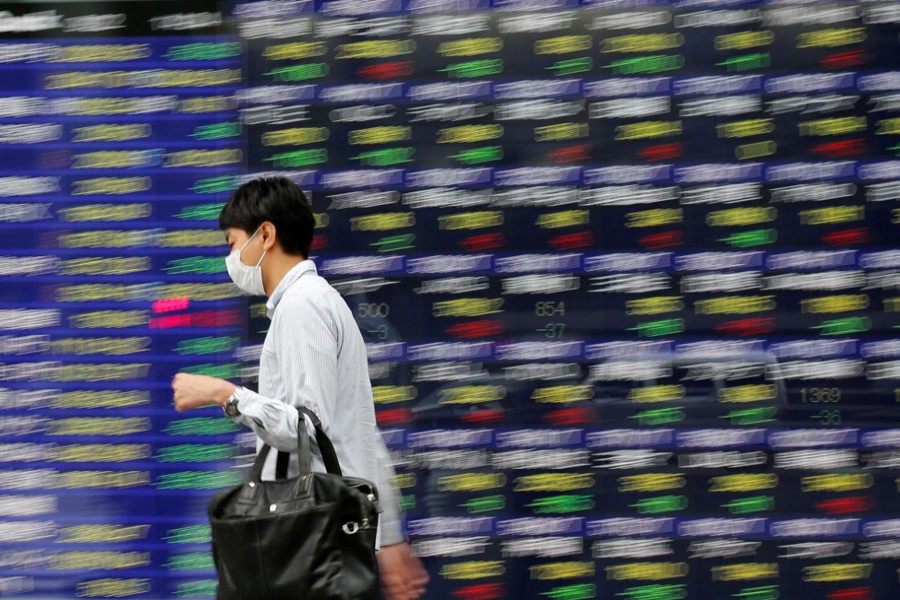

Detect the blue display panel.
xmin=0 ymin=3 xmax=240 ymax=597
xmin=1 ymin=0 xmax=900 ymax=598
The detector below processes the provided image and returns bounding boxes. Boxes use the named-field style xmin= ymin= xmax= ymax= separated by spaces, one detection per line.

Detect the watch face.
xmin=225 ymin=399 xmax=240 ymax=417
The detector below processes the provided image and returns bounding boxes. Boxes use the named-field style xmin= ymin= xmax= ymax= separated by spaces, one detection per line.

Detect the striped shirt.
xmin=230 ymin=260 xmax=396 ymax=542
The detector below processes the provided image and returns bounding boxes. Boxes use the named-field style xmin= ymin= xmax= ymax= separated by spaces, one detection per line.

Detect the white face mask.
xmin=226 ymin=227 xmax=267 ymax=296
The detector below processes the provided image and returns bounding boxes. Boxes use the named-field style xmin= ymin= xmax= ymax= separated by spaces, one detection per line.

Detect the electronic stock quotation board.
xmin=1 ymin=0 xmax=900 ymax=598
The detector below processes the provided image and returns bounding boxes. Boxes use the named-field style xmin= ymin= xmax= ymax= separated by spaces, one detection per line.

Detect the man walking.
xmin=171 ymin=176 xmax=377 ymax=505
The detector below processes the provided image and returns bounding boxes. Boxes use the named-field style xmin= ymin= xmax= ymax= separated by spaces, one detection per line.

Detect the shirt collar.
xmin=266 ymin=259 xmax=317 ymax=318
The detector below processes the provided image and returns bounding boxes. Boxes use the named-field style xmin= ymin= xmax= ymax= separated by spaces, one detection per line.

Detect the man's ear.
xmin=259 ymin=221 xmax=278 ymax=251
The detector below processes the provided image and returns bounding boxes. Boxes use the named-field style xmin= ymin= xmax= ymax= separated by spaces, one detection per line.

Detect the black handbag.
xmin=208 ymin=407 xmax=380 ymax=599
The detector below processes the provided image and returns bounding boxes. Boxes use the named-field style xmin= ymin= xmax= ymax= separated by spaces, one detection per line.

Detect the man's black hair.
xmin=219 ymin=176 xmax=314 ymax=257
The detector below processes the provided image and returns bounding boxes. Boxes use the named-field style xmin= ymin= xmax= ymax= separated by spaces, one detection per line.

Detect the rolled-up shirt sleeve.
xmin=231 ymin=389 xmax=309 ymax=451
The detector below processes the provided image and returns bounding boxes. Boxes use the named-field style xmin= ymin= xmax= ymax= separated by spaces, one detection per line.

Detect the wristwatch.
xmin=223 ymin=389 xmax=241 ymax=418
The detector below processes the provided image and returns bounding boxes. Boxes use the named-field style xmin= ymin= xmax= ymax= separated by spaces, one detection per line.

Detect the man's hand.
xmin=172 ymin=373 xmax=235 ymax=412
xmin=377 ymin=541 xmax=429 ymax=600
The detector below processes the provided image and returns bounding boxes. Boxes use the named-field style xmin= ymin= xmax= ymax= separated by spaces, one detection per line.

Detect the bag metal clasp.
xmin=342 ymin=518 xmax=369 ymax=535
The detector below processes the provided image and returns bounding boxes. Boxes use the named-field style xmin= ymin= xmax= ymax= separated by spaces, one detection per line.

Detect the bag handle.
xmin=250 ymin=408 xmax=311 ymax=482
xmin=298 ymin=407 xmax=342 ymax=476
xmin=275 ymin=450 xmax=290 ymax=479
xmin=249 ymin=406 xmax=342 ymax=481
